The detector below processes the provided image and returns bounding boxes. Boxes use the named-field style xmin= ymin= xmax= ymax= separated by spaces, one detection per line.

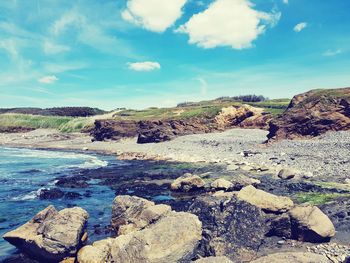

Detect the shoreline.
xmin=0 ymin=128 xmax=349 ymax=182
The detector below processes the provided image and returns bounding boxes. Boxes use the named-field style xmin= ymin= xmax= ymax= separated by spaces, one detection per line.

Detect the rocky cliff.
xmin=268 ymin=88 xmax=350 ymax=140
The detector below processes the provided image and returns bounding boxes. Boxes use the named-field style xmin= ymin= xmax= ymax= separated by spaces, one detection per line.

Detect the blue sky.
xmin=0 ymin=0 xmax=349 ymax=110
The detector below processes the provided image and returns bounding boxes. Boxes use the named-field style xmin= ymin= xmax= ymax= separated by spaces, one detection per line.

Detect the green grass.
xmin=0 ymin=113 xmax=94 ymax=133
xmin=295 ymin=192 xmax=350 ymax=205
xmin=0 ymin=113 xmax=73 ymax=129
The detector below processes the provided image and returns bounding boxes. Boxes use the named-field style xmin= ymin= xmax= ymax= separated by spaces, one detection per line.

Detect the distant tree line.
xmin=0 ymin=107 xmax=106 ymax=117
xmin=177 ymin=94 xmax=268 ymax=107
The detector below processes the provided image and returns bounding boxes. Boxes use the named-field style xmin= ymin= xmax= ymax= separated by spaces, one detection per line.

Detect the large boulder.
xmin=3 ymin=205 xmax=88 ymax=262
xmin=237 ymin=185 xmax=294 ymax=213
xmin=278 ymin=169 xmax=297 ymax=180
xmin=289 ymin=205 xmax=336 ymax=242
xmin=111 ymin=195 xmax=171 ymax=235
xmin=189 ymin=195 xmax=268 ymax=262
xmin=170 ymin=173 xmax=205 ymax=192
xmin=268 ymin=88 xmax=350 ymax=140
xmin=250 ymin=252 xmax=331 ymax=263
xmin=78 ymin=211 xmax=202 ymax=263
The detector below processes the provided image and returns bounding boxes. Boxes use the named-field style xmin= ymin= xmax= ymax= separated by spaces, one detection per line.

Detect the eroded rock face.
xmin=268 ymin=88 xmax=350 ymax=140
xmin=3 ymin=206 xmax=88 ymax=262
xmin=189 ymin=195 xmax=268 ymax=262
xmin=137 ymin=118 xmax=216 ymax=144
xmin=237 ymin=185 xmax=294 ymax=213
xmin=170 ymin=173 xmax=205 ymax=192
xmin=79 ymin=202 xmax=202 ymax=263
xmin=91 ymin=120 xmax=140 ymax=141
xmin=289 ymin=205 xmax=336 ymax=242
xmin=250 ymin=252 xmax=331 ymax=263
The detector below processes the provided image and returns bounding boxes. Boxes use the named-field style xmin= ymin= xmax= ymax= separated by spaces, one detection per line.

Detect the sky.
xmin=0 ymin=0 xmax=349 ymax=110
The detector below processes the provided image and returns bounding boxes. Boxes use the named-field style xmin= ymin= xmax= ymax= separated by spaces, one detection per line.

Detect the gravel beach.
xmin=0 ymin=128 xmax=349 ymax=182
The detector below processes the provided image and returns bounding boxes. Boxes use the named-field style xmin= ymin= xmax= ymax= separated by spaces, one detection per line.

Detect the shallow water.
xmin=0 ymin=147 xmax=123 ymax=260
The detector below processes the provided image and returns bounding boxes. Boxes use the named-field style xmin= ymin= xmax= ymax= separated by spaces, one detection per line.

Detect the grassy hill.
xmin=0 ymin=97 xmax=291 ymax=133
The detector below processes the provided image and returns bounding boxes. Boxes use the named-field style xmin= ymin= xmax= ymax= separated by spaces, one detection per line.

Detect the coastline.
xmin=1 ymin=128 xmax=350 ymax=182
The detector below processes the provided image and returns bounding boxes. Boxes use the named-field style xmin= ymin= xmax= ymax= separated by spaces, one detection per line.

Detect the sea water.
xmin=0 ymin=146 xmax=123 ymax=260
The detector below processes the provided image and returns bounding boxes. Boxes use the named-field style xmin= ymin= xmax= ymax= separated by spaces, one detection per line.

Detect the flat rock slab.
xmin=250 ymin=252 xmax=331 ymax=263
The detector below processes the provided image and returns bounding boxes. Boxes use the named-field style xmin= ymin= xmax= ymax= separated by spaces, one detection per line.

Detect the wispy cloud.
xmin=322 ymin=49 xmax=342 ymax=57
xmin=43 ymin=40 xmax=70 ymax=55
xmin=127 ymin=61 xmax=161 ymax=71
xmin=294 ymin=22 xmax=307 ymax=32
xmin=38 ymin=75 xmax=59 ymax=84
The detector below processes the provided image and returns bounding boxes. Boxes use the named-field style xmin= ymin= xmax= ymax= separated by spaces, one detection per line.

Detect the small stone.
xmin=277 ymin=240 xmax=285 ymax=245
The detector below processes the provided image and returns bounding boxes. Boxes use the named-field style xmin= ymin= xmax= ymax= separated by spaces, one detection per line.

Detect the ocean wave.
xmin=11 ymin=188 xmax=42 ymax=201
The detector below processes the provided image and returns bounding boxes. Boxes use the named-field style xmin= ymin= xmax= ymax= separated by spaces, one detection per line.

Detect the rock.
xmin=91 ymin=119 xmax=140 ymax=141
xmin=111 ymin=195 xmax=171 ymax=235
xmin=194 ymin=256 xmax=234 ymax=263
xmin=230 ymin=174 xmax=260 ymax=190
xmin=3 ymin=205 xmax=88 ymax=262
xmin=250 ymin=252 xmax=331 ymax=263
xmin=39 ymin=188 xmax=64 ymax=200
xmin=278 ymin=169 xmax=297 ymax=180
xmin=56 ymin=177 xmax=88 ymax=188
xmin=170 ymin=173 xmax=205 ymax=192
xmin=289 ymin=205 xmax=336 ymax=242
xmin=78 ymin=211 xmax=202 ymax=263
xmin=210 ymin=178 xmax=233 ymax=190
xmin=268 ymin=88 xmax=350 ymax=141
xmin=64 ymin=192 xmax=82 ymax=200
xmin=345 ymin=178 xmax=350 ymax=184
xmin=189 ymin=195 xmax=268 ymax=262
xmin=237 ymin=185 xmax=294 ymax=213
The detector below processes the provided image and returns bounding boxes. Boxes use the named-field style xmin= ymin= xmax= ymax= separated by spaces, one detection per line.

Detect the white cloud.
xmin=38 ymin=75 xmax=59 ymax=84
xmin=127 ymin=61 xmax=161 ymax=71
xmin=282 ymin=0 xmax=288 ymax=4
xmin=43 ymin=41 xmax=70 ymax=55
xmin=323 ymin=49 xmax=342 ymax=57
xmin=176 ymin=0 xmax=281 ymax=49
xmin=294 ymin=22 xmax=307 ymax=32
xmin=122 ymin=0 xmax=187 ymax=32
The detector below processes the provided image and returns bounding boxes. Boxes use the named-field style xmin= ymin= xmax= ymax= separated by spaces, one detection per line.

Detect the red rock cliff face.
xmin=267 ymin=88 xmax=350 ymax=140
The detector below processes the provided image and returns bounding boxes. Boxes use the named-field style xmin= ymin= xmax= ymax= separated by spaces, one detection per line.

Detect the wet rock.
xmin=170 ymin=173 xmax=205 ymax=192
xmin=189 ymin=195 xmax=268 ymax=262
xmin=111 ymin=195 xmax=171 ymax=235
xmin=56 ymin=177 xmax=89 ymax=188
xmin=278 ymin=169 xmax=297 ymax=180
xmin=289 ymin=205 xmax=336 ymax=243
xmin=3 ymin=205 xmax=88 ymax=262
xmin=194 ymin=256 xmax=234 ymax=263
xmin=79 ymin=210 xmax=202 ymax=263
xmin=64 ymin=192 xmax=82 ymax=200
xmin=210 ymin=178 xmax=233 ymax=191
xmin=237 ymin=185 xmax=294 ymax=213
xmin=250 ymin=252 xmax=331 ymax=263
xmin=39 ymin=188 xmax=64 ymax=200
xmin=230 ymin=174 xmax=261 ymax=190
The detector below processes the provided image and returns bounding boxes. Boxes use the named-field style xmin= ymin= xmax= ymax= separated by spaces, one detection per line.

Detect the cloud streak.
xmin=127 ymin=61 xmax=161 ymax=71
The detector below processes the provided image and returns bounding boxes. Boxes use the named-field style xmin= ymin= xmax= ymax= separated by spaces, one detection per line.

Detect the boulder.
xmin=3 ymin=206 xmax=88 ymax=262
xmin=237 ymin=185 xmax=294 ymax=213
xmin=78 ymin=211 xmax=202 ymax=263
xmin=266 ymin=213 xmax=292 ymax=239
xmin=230 ymin=174 xmax=261 ymax=190
xmin=250 ymin=252 xmax=331 ymax=263
xmin=111 ymin=195 xmax=171 ymax=235
xmin=189 ymin=195 xmax=268 ymax=262
xmin=289 ymin=205 xmax=336 ymax=242
xmin=210 ymin=178 xmax=233 ymax=191
xmin=278 ymin=169 xmax=297 ymax=180
xmin=39 ymin=188 xmax=64 ymax=200
xmin=170 ymin=173 xmax=205 ymax=192
xmin=194 ymin=256 xmax=234 ymax=263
